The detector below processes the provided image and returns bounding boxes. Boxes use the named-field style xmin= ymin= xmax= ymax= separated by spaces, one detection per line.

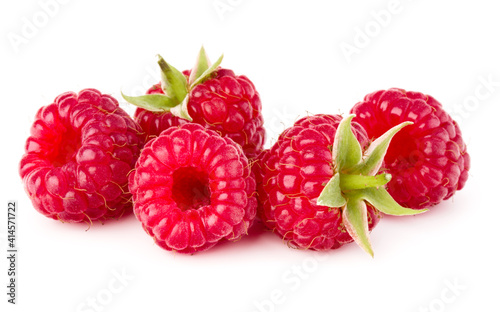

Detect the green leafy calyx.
xmin=121 ymin=46 xmax=224 ymax=121
xmin=317 ymin=114 xmax=426 ymax=257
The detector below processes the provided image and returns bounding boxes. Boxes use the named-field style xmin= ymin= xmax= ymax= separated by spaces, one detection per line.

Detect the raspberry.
xmin=188 ymin=68 xmax=265 ymax=158
xmin=129 ymin=123 xmax=257 ymax=254
xmin=351 ymin=89 xmax=471 ymax=209
xmin=19 ymin=89 xmax=144 ymax=223
xmin=258 ymin=114 xmax=425 ymax=255
xmin=258 ymin=115 xmax=377 ymax=250
xmin=124 ymin=48 xmax=265 ymax=159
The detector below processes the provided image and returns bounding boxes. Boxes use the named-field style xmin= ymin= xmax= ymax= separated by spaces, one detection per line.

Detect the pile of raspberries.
xmin=20 ymin=49 xmax=470 ymax=256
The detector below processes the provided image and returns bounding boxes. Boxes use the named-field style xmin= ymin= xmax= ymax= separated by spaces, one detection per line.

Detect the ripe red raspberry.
xmin=351 ymin=89 xmax=471 ymax=209
xmin=258 ymin=115 xmax=378 ymax=251
xmin=123 ymin=49 xmax=265 ymax=159
xmin=258 ymin=114 xmax=425 ymax=255
xmin=129 ymin=123 xmax=257 ymax=254
xmin=19 ymin=89 xmax=144 ymax=223
xmin=187 ymin=68 xmax=265 ymax=158
xmin=134 ymin=82 xmax=189 ymax=142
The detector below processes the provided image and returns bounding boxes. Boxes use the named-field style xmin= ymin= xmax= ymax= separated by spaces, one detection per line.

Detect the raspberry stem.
xmin=339 ymin=173 xmax=391 ymax=190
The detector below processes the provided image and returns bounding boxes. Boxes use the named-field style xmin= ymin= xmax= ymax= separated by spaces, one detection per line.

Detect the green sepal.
xmin=170 ymin=98 xmax=192 ymax=121
xmin=332 ymin=114 xmax=362 ymax=172
xmin=340 ymin=173 xmax=391 ymax=190
xmin=191 ymin=54 xmax=224 ymax=88
xmin=357 ymin=187 xmax=428 ymax=216
xmin=157 ymin=55 xmax=188 ymax=104
xmin=317 ymin=173 xmax=346 ymax=208
xmin=349 ymin=121 xmax=413 ymax=175
xmin=189 ymin=46 xmax=211 ymax=85
xmin=342 ymin=198 xmax=374 ymax=257
xmin=315 ymin=114 xmax=428 ymax=257
xmin=121 ymin=93 xmax=179 ymax=112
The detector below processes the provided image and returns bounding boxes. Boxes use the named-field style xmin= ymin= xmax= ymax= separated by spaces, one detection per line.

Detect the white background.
xmin=1 ymin=0 xmax=499 ymax=311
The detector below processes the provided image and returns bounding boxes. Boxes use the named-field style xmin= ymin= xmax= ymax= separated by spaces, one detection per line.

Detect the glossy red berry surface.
xmin=129 ymin=123 xmax=257 ymax=254
xmin=257 ymin=114 xmax=380 ymax=250
xmin=136 ymin=68 xmax=265 ymax=158
xmin=19 ymin=89 xmax=144 ymax=223
xmin=351 ymin=89 xmax=471 ymax=209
